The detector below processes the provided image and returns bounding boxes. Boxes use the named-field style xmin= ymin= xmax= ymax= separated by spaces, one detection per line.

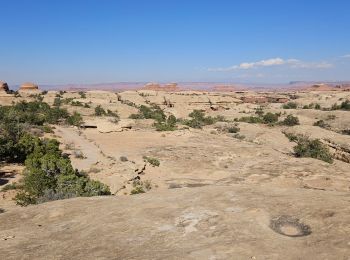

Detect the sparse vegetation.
xmin=78 ymin=91 xmax=86 ymax=99
xmin=182 ymin=110 xmax=226 ymax=129
xmin=330 ymin=100 xmax=350 ymax=111
xmin=143 ymin=156 xmax=160 ymax=167
xmin=293 ymin=136 xmax=333 ymax=163
xmin=313 ymin=120 xmax=329 ymax=129
xmin=282 ymin=115 xmax=300 ymax=126
xmin=130 ymin=179 xmax=152 ymax=195
xmin=94 ymin=105 xmax=107 ymax=116
xmin=262 ymin=112 xmax=279 ymax=124
xmin=282 ymin=102 xmax=298 ymax=109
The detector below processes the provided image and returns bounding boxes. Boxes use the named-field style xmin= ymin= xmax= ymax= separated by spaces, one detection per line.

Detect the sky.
xmin=1 ymin=0 xmax=350 ymax=85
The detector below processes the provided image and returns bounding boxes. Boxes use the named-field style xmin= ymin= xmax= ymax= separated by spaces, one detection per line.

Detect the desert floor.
xmin=1 ymin=89 xmax=350 ymax=259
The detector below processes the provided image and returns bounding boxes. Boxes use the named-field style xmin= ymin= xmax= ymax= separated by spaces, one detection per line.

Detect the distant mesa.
xmin=19 ymin=82 xmax=40 ymax=92
xmin=211 ymin=85 xmax=239 ymax=92
xmin=142 ymin=82 xmax=180 ymax=91
xmin=0 ymin=81 xmax=9 ymax=92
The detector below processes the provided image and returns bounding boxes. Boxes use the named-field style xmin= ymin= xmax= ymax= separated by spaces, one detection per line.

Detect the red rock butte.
xmin=19 ymin=82 xmax=39 ymax=91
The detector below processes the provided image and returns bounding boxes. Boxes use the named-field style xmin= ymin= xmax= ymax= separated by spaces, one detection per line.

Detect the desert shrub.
xmin=11 ymin=135 xmax=110 ymax=206
xmin=120 ymin=156 xmax=128 ymax=162
xmin=282 ymin=102 xmax=298 ymax=109
xmin=313 ymin=120 xmax=329 ymax=129
xmin=283 ymin=132 xmax=300 ymax=142
xmin=263 ymin=112 xmax=279 ymax=124
xmin=255 ymin=107 xmax=264 ymax=116
xmin=83 ymin=103 xmax=90 ymax=108
xmin=238 ymin=116 xmax=264 ymax=124
xmin=71 ymin=100 xmax=84 ymax=107
xmin=294 ymin=137 xmax=333 ymax=163
xmin=40 ymin=124 xmax=54 ymax=133
xmin=1 ymin=182 xmax=20 ymax=192
xmin=94 ymin=105 xmax=107 ymax=116
xmin=182 ymin=110 xmax=226 ymax=129
xmin=66 ymin=112 xmax=83 ymax=127
xmin=341 ymin=129 xmax=350 ymax=135
xmin=314 ymin=103 xmax=321 ymax=110
xmin=227 ymin=125 xmax=240 ymax=133
xmin=53 ymin=97 xmax=62 ymax=107
xmin=130 ymin=186 xmax=145 ymax=195
xmin=340 ymin=100 xmax=350 ymax=110
xmin=282 ymin=115 xmax=300 ymax=126
xmin=143 ymin=156 xmax=160 ymax=167
xmin=154 ymin=115 xmax=177 ymax=131
xmin=129 ymin=105 xmax=166 ymax=123
xmin=78 ymin=91 xmax=86 ymax=99
xmin=130 ymin=179 xmax=152 ymax=195
xmin=330 ymin=100 xmax=350 ymax=111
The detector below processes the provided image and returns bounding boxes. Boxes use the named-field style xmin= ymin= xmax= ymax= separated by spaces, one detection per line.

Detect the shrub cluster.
xmin=313 ymin=120 xmax=329 ymax=129
xmin=130 ymin=105 xmax=177 ymax=131
xmin=293 ymin=136 xmax=333 ymax=163
xmin=181 ymin=110 xmax=225 ymax=129
xmin=330 ymin=100 xmax=350 ymax=111
xmin=281 ymin=115 xmax=300 ymax=126
xmin=12 ymin=134 xmax=110 ymax=206
xmin=143 ymin=156 xmax=160 ymax=167
xmin=235 ymin=111 xmax=281 ymax=125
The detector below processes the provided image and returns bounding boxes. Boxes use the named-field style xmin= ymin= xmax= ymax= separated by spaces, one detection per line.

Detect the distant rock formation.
xmin=211 ymin=85 xmax=238 ymax=92
xmin=19 ymin=82 xmax=40 ymax=93
xmin=142 ymin=82 xmax=180 ymax=92
xmin=0 ymin=81 xmax=9 ymax=92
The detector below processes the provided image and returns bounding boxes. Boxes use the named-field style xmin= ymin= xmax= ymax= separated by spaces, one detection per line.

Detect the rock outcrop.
xmin=19 ymin=82 xmax=40 ymax=93
xmin=0 ymin=81 xmax=9 ymax=93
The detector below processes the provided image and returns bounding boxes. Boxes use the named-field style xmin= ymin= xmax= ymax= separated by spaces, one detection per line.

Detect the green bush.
xmin=227 ymin=125 xmax=240 ymax=133
xmin=78 ymin=91 xmax=86 ymax=99
xmin=14 ymin=136 xmax=110 ymax=206
xmin=263 ymin=112 xmax=279 ymax=124
xmin=294 ymin=137 xmax=333 ymax=163
xmin=95 ymin=105 xmax=107 ymax=116
xmin=282 ymin=115 xmax=300 ymax=126
xmin=143 ymin=156 xmax=160 ymax=167
xmin=129 ymin=105 xmax=166 ymax=122
xmin=67 ymin=112 xmax=83 ymax=127
xmin=238 ymin=116 xmax=264 ymax=124
xmin=330 ymin=100 xmax=350 ymax=111
xmin=182 ymin=110 xmax=225 ymax=129
xmin=154 ymin=115 xmax=177 ymax=131
xmin=340 ymin=100 xmax=350 ymax=110
xmin=282 ymin=102 xmax=298 ymax=109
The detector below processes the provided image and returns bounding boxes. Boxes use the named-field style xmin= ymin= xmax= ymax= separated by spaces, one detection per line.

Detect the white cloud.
xmin=341 ymin=54 xmax=350 ymax=58
xmin=208 ymin=57 xmax=333 ymax=71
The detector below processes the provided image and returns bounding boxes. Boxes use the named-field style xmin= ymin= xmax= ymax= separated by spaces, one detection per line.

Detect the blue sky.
xmin=1 ymin=0 xmax=350 ymax=85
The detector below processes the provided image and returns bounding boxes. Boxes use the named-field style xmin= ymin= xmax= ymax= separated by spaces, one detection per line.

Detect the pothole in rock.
xmin=270 ymin=215 xmax=311 ymax=237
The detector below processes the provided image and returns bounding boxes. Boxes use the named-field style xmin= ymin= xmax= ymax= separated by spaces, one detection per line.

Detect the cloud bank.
xmin=209 ymin=57 xmax=333 ymax=72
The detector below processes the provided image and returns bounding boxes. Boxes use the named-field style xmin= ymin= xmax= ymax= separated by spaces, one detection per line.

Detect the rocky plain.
xmin=0 ymin=83 xmax=350 ymax=259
